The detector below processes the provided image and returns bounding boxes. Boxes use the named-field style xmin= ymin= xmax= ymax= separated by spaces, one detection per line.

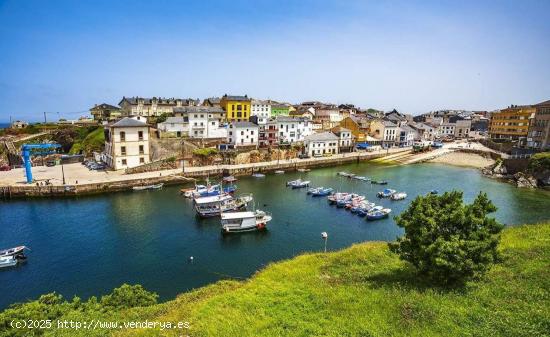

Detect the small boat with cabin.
xmin=252 ymin=173 xmax=266 ymax=178
xmin=311 ymin=187 xmax=333 ymax=197
xmin=0 ymin=246 xmax=27 ymax=258
xmin=0 ymin=256 xmax=18 ymax=269
xmin=222 ymin=175 xmax=238 ymax=183
xmin=220 ymin=210 xmax=272 ymax=233
xmin=292 ymin=180 xmax=310 ymax=189
xmin=194 ymin=193 xmax=253 ymax=218
xmin=377 ymin=189 xmax=396 ymax=198
xmin=390 ymin=192 xmax=407 ymax=200
xmin=366 ymin=207 xmax=392 ymax=221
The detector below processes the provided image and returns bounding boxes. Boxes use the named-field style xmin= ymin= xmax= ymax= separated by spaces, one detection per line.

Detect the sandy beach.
xmin=427 ymin=151 xmax=495 ymax=169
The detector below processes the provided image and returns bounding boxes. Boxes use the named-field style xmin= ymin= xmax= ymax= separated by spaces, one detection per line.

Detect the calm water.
xmin=1 ymin=162 xmax=550 ymax=309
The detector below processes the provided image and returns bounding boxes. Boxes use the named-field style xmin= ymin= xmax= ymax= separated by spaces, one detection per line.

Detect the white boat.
xmin=274 ymin=170 xmax=285 ymax=174
xmin=0 ymin=246 xmax=27 ymax=258
xmin=377 ymin=189 xmax=396 ymax=198
xmin=194 ymin=193 xmax=253 ymax=218
xmin=221 ymin=210 xmax=272 ymax=233
xmin=297 ymin=168 xmax=310 ymax=172
xmin=366 ymin=207 xmax=392 ymax=221
xmin=252 ymin=173 xmax=266 ymax=178
xmin=0 ymin=256 xmax=17 ymax=269
xmin=133 ymin=183 xmax=164 ymax=191
xmin=390 ymin=192 xmax=407 ymax=200
xmin=286 ymin=179 xmax=303 ymax=187
xmin=291 ymin=180 xmax=310 ymax=189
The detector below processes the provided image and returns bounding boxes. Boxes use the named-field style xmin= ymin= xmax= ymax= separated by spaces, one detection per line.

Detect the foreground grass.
xmin=114 ymin=223 xmax=549 ymax=337
xmin=2 ymin=224 xmax=548 ymax=337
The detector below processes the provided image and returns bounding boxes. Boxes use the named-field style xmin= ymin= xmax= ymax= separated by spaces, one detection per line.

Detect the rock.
xmin=514 ymin=172 xmax=538 ymax=188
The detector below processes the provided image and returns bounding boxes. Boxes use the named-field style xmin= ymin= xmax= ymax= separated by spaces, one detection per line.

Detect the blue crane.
xmin=21 ymin=143 xmax=62 ymax=183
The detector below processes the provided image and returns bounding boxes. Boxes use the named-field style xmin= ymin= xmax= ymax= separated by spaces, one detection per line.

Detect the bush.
xmin=528 ymin=152 xmax=550 ymax=173
xmin=193 ymin=148 xmax=218 ymax=157
xmin=389 ymin=191 xmax=503 ymax=285
xmin=100 ymin=284 xmax=158 ymax=310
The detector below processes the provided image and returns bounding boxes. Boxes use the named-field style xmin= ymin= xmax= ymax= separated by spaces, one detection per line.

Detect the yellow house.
xmin=220 ymin=94 xmax=252 ymax=122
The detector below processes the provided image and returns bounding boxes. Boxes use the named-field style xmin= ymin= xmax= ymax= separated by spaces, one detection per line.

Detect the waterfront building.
xmin=118 ymin=97 xmax=198 ymax=117
xmin=276 ymin=116 xmax=312 ymax=144
xmin=330 ymin=126 xmax=353 ymax=152
xmin=369 ymin=120 xmax=398 ymax=147
xmin=303 ymin=132 xmax=339 ymax=157
xmin=251 ymin=99 xmax=272 ymax=125
xmin=157 ymin=117 xmax=188 ymax=138
xmin=271 ymin=104 xmax=291 ymax=117
xmin=527 ymin=100 xmax=550 ymax=150
xmin=398 ymin=125 xmax=417 ymax=147
xmin=227 ymin=121 xmax=258 ymax=147
xmin=339 ymin=115 xmax=371 ymax=142
xmin=172 ymin=106 xmax=227 ymax=139
xmin=90 ymin=103 xmax=121 ymax=121
xmin=255 ymin=118 xmax=278 ymax=148
xmin=438 ymin=123 xmax=456 ymax=138
xmin=314 ymin=104 xmax=341 ymax=129
xmin=410 ymin=122 xmax=437 ymax=141
xmin=454 ymin=119 xmax=472 ymax=138
xmin=104 ymin=117 xmax=150 ymax=170
xmin=220 ymin=94 xmax=252 ymax=122
xmin=489 ymin=105 xmax=535 ymax=141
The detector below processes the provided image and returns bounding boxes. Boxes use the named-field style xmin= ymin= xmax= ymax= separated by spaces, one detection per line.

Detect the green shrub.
xmin=389 ymin=191 xmax=504 ymax=285
xmin=528 ymin=152 xmax=550 ymax=173
xmin=193 ymin=148 xmax=218 ymax=157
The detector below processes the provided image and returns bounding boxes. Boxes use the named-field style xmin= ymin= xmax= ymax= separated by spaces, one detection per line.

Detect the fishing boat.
xmin=252 ymin=173 xmax=266 ymax=178
xmin=327 ymin=192 xmax=349 ymax=205
xmin=0 ymin=246 xmax=27 ymax=258
xmin=292 ymin=180 xmax=310 ymax=189
xmin=430 ymin=190 xmax=439 ymax=195
xmin=0 ymin=256 xmax=17 ymax=269
xmin=337 ymin=171 xmax=352 ymax=177
xmin=371 ymin=180 xmax=388 ymax=185
xmin=366 ymin=207 xmax=392 ymax=221
xmin=223 ymin=175 xmax=238 ymax=183
xmin=182 ymin=183 xmax=236 ymax=198
xmin=311 ymin=187 xmax=333 ymax=197
xmin=390 ymin=192 xmax=407 ymax=200
xmin=133 ymin=183 xmax=164 ymax=191
xmin=220 ymin=210 xmax=272 ymax=233
xmin=274 ymin=170 xmax=285 ymax=174
xmin=353 ymin=176 xmax=370 ymax=181
xmin=194 ymin=193 xmax=253 ymax=218
xmin=377 ymin=189 xmax=396 ymax=198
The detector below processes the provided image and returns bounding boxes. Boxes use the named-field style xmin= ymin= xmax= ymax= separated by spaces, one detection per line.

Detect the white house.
xmin=331 ymin=126 xmax=353 ymax=151
xmin=399 ymin=125 xmax=417 ymax=147
xmin=251 ymin=99 xmax=272 ymax=125
xmin=227 ymin=121 xmax=259 ymax=147
xmin=173 ymin=106 xmax=227 ymax=139
xmin=277 ymin=116 xmax=313 ymax=144
xmin=157 ymin=117 xmax=188 ymax=138
xmin=104 ymin=117 xmax=150 ymax=170
xmin=370 ymin=120 xmax=399 ymax=147
xmin=303 ymin=132 xmax=339 ymax=157
xmin=439 ymin=123 xmax=456 ymax=137
xmin=454 ymin=119 xmax=472 ymax=138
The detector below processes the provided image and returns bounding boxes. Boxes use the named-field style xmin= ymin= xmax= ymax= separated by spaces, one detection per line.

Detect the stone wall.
xmin=125 ymin=158 xmax=179 ymax=174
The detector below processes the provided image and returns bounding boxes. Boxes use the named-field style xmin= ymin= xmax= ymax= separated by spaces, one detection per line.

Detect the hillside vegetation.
xmin=1 ymin=223 xmax=549 ymax=337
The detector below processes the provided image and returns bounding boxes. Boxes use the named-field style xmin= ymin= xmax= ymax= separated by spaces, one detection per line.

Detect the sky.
xmin=0 ymin=0 xmax=549 ymax=122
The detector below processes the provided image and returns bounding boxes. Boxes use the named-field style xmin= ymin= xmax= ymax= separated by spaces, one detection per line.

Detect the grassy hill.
xmin=69 ymin=127 xmax=104 ymax=155
xmin=1 ymin=223 xmax=548 ymax=337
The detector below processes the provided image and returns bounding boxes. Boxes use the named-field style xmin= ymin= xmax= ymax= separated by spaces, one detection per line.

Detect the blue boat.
xmin=311 ymin=187 xmax=333 ymax=197
xmin=377 ymin=189 xmax=396 ymax=198
xmin=366 ymin=207 xmax=391 ymax=221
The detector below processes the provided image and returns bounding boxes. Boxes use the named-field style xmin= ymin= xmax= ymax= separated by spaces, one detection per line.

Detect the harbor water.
xmin=1 ymin=162 xmax=550 ymax=309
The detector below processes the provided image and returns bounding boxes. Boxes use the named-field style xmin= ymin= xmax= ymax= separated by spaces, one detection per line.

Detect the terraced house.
xmin=527 ymin=100 xmax=550 ymax=150
xmin=489 ymin=105 xmax=535 ymax=142
xmin=118 ymin=97 xmax=199 ymax=117
xmin=220 ymin=94 xmax=251 ymax=122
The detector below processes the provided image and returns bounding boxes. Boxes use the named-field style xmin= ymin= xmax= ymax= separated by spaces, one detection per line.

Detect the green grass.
xmin=114 ymin=223 xmax=549 ymax=337
xmin=2 ymin=224 xmax=548 ymax=337
xmin=69 ymin=127 xmax=104 ymax=155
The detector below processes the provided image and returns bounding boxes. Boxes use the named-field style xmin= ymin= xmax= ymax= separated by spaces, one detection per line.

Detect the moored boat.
xmin=133 ymin=183 xmax=164 ymax=191
xmin=0 ymin=246 xmax=27 ymax=258
xmin=377 ymin=189 xmax=396 ymax=198
xmin=221 ymin=210 xmax=272 ymax=233
xmin=222 ymin=175 xmax=238 ymax=183
xmin=194 ymin=193 xmax=253 ymax=217
xmin=311 ymin=187 xmax=333 ymax=197
xmin=371 ymin=180 xmax=388 ymax=185
xmin=390 ymin=192 xmax=407 ymax=200
xmin=274 ymin=170 xmax=285 ymax=174
xmin=252 ymin=173 xmax=266 ymax=178
xmin=366 ymin=207 xmax=392 ymax=221
xmin=0 ymin=256 xmax=17 ymax=269
xmin=297 ymin=168 xmax=310 ymax=172
xmin=292 ymin=180 xmax=310 ymax=189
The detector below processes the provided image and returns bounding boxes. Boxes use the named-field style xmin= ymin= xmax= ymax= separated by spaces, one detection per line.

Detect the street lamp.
xmin=321 ymin=232 xmax=328 ymax=253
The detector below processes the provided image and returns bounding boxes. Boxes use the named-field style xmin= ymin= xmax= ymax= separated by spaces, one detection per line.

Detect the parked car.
xmin=0 ymin=165 xmax=11 ymax=171
xmin=46 ymin=160 xmax=56 ymax=167
xmin=298 ymin=153 xmax=310 ymax=159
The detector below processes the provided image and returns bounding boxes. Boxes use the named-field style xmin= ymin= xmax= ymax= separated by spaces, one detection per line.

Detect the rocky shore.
xmin=482 ymin=160 xmax=543 ymax=189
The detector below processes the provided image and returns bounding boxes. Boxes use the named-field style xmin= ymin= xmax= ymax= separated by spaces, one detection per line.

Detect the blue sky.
xmin=1 ymin=0 xmax=549 ymax=122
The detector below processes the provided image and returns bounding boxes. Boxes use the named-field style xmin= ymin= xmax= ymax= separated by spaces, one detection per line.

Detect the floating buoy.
xmin=189 ymin=256 xmax=194 ymax=262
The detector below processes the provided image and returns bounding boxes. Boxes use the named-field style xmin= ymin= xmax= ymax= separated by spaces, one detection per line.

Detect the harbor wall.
xmin=0 ymin=175 xmax=192 ymax=199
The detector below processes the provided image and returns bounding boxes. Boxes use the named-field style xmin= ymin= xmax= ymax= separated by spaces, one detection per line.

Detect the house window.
xmin=138 ymin=131 xmax=143 ymax=140
xmin=121 ymin=146 xmax=126 ymax=155
xmin=121 ymin=159 xmax=127 ymax=165
xmin=139 ymin=145 xmax=144 ymax=154
xmin=120 ymin=131 xmax=126 ymax=141
xmin=140 ymin=157 xmax=144 ymax=164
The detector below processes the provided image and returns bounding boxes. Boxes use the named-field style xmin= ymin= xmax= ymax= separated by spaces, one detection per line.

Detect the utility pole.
xmin=44 ymin=112 xmax=47 ymax=124
xmin=61 ymin=161 xmax=66 ymax=185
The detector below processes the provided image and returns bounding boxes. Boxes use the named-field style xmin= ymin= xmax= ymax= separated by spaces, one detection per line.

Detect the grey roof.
xmin=203 ymin=97 xmax=221 ymax=104
xmin=276 ymin=116 xmax=306 ymax=123
xmin=399 ymin=125 xmax=416 ymax=133
xmin=91 ymin=103 xmax=120 ymax=111
xmin=111 ymin=117 xmax=148 ymax=128
xmin=222 ymin=94 xmax=250 ymax=101
xmin=161 ymin=117 xmax=187 ymax=124
xmin=120 ymin=96 xmax=198 ymax=105
xmin=380 ymin=120 xmax=397 ymax=127
xmin=304 ymin=132 xmax=339 ymax=142
xmin=231 ymin=121 xmax=258 ymax=128
xmin=173 ymin=106 xmax=224 ymax=114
